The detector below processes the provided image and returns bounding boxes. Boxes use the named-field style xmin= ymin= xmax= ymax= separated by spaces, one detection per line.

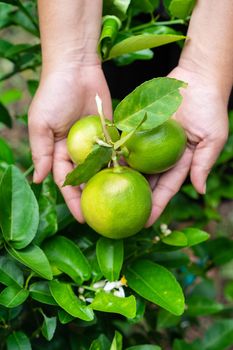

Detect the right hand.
xmin=28 ymin=58 xmax=112 ymax=223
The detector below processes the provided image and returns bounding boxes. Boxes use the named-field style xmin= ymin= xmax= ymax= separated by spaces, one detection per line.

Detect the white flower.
xmin=93 ymin=280 xmax=106 ymax=289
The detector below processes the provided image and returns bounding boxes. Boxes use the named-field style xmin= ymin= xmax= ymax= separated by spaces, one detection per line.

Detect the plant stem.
xmin=24 ymin=164 xmax=34 ymax=177
xmin=24 ymin=272 xmax=34 ymax=289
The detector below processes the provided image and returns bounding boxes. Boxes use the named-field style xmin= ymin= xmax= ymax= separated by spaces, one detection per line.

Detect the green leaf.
xmin=108 ymin=34 xmax=185 ymax=60
xmin=89 ymin=334 xmax=111 ymax=350
xmin=99 ymin=15 xmax=121 ymax=60
xmin=33 ymin=175 xmax=58 ymax=245
xmin=0 ymin=165 xmax=39 ymax=249
xmin=27 ymin=79 xmax=39 ymax=96
xmin=126 ymin=346 xmax=161 ymax=350
xmin=156 ymin=309 xmax=181 ymax=330
xmin=0 ymin=102 xmax=12 ymax=127
xmin=205 ymin=237 xmax=233 ymax=265
xmin=200 ymin=319 xmax=233 ymax=350
xmin=103 ymin=0 xmax=131 ymax=20
xmin=173 ymin=339 xmax=200 ymax=350
xmin=29 ymin=281 xmax=57 ymax=305
xmin=114 ymin=78 xmax=187 ymax=132
xmin=186 ymin=296 xmax=224 ymax=317
xmin=96 ymin=238 xmax=123 ymax=281
xmin=49 ymin=280 xmax=94 ymax=321
xmin=0 ymin=256 xmax=24 ymax=287
xmin=182 ymin=227 xmax=209 ymax=247
xmin=0 ymin=285 xmax=29 ymax=308
xmin=150 ymin=251 xmax=190 ymax=268
xmin=110 ymin=331 xmax=122 ymax=350
xmin=125 ymin=259 xmax=185 ymax=315
xmin=90 ymin=291 xmax=136 ymax=318
xmin=7 ymin=244 xmax=53 ymax=280
xmin=224 ymin=281 xmax=233 ymax=302
xmin=169 ymin=0 xmax=196 ymax=19
xmin=6 ymin=331 xmax=31 ymax=350
xmin=0 ymin=88 xmax=22 ymax=105
xmin=64 ymin=145 xmax=112 ymax=186
xmin=161 ymin=231 xmax=187 ymax=247
xmin=58 ymin=309 xmax=75 ymax=324
xmin=41 ymin=314 xmax=57 ymax=341
xmin=43 ymin=236 xmax=91 ymax=284
xmin=130 ymin=0 xmax=159 ymax=14
xmin=114 ymin=49 xmax=154 ymax=66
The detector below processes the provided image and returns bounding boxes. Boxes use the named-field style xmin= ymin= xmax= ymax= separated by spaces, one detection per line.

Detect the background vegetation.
xmin=0 ymin=1 xmax=233 ymax=349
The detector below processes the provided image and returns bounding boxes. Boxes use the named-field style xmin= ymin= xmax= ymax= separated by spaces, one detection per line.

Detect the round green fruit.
xmin=121 ymin=119 xmax=187 ymax=174
xmin=67 ymin=115 xmax=119 ymax=164
xmin=81 ymin=166 xmax=152 ymax=239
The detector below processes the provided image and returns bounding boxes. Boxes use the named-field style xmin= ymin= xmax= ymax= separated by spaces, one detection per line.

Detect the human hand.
xmin=146 ymin=66 xmax=229 ymax=226
xmin=28 ymin=60 xmax=112 ymax=223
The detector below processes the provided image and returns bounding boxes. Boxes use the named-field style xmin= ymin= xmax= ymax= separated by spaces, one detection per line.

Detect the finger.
xmin=28 ymin=118 xmax=54 ymax=183
xmin=145 ymin=148 xmax=193 ymax=227
xmin=190 ymin=137 xmax=226 ymax=194
xmin=53 ymin=139 xmax=85 ymax=223
xmin=147 ymin=174 xmax=160 ymax=190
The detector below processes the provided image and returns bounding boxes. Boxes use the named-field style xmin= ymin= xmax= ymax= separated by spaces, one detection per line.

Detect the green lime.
xmin=121 ymin=119 xmax=186 ymax=174
xmin=81 ymin=166 xmax=152 ymax=239
xmin=67 ymin=115 xmax=119 ymax=164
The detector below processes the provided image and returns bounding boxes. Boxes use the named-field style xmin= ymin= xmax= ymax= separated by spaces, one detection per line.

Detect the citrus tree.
xmin=1 ymin=1 xmax=233 ymax=350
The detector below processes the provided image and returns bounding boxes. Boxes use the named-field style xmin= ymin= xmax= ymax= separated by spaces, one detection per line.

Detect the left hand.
xmin=146 ymin=66 xmax=229 ymax=226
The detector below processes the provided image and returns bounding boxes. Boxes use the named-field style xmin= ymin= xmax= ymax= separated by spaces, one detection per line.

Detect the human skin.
xmin=146 ymin=0 xmax=233 ymax=226
xmin=29 ymin=1 xmax=233 ymax=225
xmin=28 ymin=0 xmax=111 ymax=222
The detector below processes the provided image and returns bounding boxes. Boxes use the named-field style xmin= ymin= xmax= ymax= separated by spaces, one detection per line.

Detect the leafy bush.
xmin=1 ymin=1 xmax=233 ymax=350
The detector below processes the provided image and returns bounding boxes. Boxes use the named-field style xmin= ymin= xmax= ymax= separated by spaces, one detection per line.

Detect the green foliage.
xmin=1 ymin=1 xmax=233 ymax=349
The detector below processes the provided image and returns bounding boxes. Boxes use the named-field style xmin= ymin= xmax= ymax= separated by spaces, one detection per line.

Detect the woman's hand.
xmin=28 ymin=61 xmax=112 ymax=223
xmin=146 ymin=66 xmax=229 ymax=226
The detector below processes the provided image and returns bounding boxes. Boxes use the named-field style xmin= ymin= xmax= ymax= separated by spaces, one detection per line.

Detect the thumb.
xmin=190 ymin=137 xmax=226 ymax=194
xmin=28 ymin=118 xmax=54 ymax=183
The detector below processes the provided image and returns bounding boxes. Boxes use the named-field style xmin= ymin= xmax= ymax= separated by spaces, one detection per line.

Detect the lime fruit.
xmin=81 ymin=166 xmax=152 ymax=239
xmin=121 ymin=119 xmax=187 ymax=174
xmin=67 ymin=115 xmax=119 ymax=164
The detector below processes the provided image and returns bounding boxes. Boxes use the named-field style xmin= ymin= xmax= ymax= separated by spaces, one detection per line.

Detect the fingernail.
xmin=33 ymin=171 xmax=39 ymax=183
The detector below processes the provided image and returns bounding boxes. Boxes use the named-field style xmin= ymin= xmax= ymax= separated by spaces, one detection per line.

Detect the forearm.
xmin=38 ymin=0 xmax=102 ymax=70
xmin=179 ymin=0 xmax=233 ymax=102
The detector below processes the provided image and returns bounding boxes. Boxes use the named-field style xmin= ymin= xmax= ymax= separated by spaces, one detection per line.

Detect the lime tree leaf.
xmin=29 ymin=281 xmax=57 ymax=305
xmin=96 ymin=238 xmax=124 ymax=281
xmin=90 ymin=291 xmax=136 ymax=318
xmin=7 ymin=244 xmax=53 ymax=280
xmin=103 ymin=0 xmax=131 ymax=20
xmin=58 ymin=310 xmax=75 ymax=324
xmin=0 ymin=285 xmax=29 ymax=308
xmin=33 ymin=175 xmax=58 ymax=245
xmin=0 ymin=102 xmax=12 ymax=127
xmin=108 ymin=34 xmax=185 ymax=60
xmin=200 ymin=319 xmax=233 ymax=350
xmin=161 ymin=231 xmax=188 ymax=247
xmin=169 ymin=0 xmax=196 ymax=19
xmin=125 ymin=259 xmax=185 ymax=315
xmin=182 ymin=227 xmax=209 ymax=247
xmin=157 ymin=309 xmax=181 ymax=330
xmin=6 ymin=331 xmax=31 ymax=350
xmin=27 ymin=79 xmax=39 ymax=96
xmin=126 ymin=346 xmax=161 ymax=350
xmin=0 ymin=165 xmax=39 ymax=249
xmin=41 ymin=314 xmax=57 ymax=341
xmin=110 ymin=331 xmax=122 ymax=350
xmin=186 ymin=296 xmax=224 ymax=317
xmin=0 ymin=256 xmax=24 ymax=287
xmin=0 ymin=88 xmax=22 ymax=105
xmin=43 ymin=236 xmax=91 ymax=284
xmin=99 ymin=15 xmax=121 ymax=60
xmin=49 ymin=280 xmax=94 ymax=321
xmin=89 ymin=334 xmax=111 ymax=350
xmin=130 ymin=0 xmax=159 ymax=14
xmin=64 ymin=145 xmax=112 ymax=186
xmin=173 ymin=339 xmax=200 ymax=350
xmin=0 ymin=138 xmax=14 ymax=164
xmin=0 ymin=39 xmax=13 ymax=57
xmin=114 ymin=78 xmax=187 ymax=131
xmin=114 ymin=49 xmax=154 ymax=66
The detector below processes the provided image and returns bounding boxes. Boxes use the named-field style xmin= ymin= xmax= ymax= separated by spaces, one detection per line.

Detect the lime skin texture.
xmin=121 ymin=119 xmax=187 ymax=174
xmin=67 ymin=115 xmax=119 ymax=164
xmin=81 ymin=166 xmax=152 ymax=239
